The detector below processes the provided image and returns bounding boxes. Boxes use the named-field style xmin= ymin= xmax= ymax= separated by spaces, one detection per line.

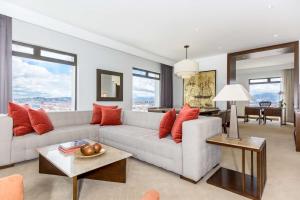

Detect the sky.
xmin=249 ymin=83 xmax=281 ymax=95
xmin=12 ymin=56 xmax=73 ymax=99
xmin=132 ymin=76 xmax=157 ymax=98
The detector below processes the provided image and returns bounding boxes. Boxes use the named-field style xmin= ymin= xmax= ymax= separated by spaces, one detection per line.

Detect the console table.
xmin=148 ymin=107 xmax=220 ymax=116
xmin=206 ymin=134 xmax=267 ymax=200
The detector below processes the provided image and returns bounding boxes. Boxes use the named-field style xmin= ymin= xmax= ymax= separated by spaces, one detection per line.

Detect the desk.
xmin=245 ymin=106 xmax=286 ymax=125
xmin=206 ymin=134 xmax=267 ymax=200
xmin=148 ymin=107 xmax=220 ymax=116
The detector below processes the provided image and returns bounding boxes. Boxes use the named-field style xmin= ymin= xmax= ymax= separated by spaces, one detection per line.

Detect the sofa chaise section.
xmin=100 ymin=111 xmax=221 ymax=182
xmin=100 ymin=125 xmax=183 ymax=174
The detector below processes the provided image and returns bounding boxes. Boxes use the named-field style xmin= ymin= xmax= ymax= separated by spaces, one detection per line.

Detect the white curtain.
xmin=0 ymin=14 xmax=12 ymax=114
xmin=283 ymin=69 xmax=294 ymax=122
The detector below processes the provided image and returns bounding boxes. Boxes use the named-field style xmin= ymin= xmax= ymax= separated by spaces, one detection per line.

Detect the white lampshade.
xmin=213 ymin=84 xmax=251 ymax=102
xmin=174 ymin=59 xmax=199 ymax=79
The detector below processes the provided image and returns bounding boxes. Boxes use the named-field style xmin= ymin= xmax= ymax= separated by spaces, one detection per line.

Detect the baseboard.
xmin=180 ymin=175 xmax=202 ymax=184
xmin=0 ymin=164 xmax=14 ymax=169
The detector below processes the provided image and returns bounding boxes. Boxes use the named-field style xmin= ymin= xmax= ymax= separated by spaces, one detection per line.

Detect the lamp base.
xmin=228 ymin=104 xmax=240 ymax=139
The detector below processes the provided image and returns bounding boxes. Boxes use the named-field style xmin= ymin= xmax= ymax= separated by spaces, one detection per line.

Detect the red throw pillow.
xmin=91 ymin=104 xmax=118 ymax=124
xmin=8 ymin=102 xmax=34 ymax=136
xmin=171 ymin=107 xmax=200 ymax=143
xmin=159 ymin=109 xmax=176 ymax=139
xmin=27 ymin=108 xmax=54 ymax=134
xmin=100 ymin=108 xmax=122 ymax=126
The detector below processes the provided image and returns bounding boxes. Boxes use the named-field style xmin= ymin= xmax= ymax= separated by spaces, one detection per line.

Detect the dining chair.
xmin=259 ymin=101 xmax=272 ymax=107
xmin=212 ymin=110 xmax=229 ymax=133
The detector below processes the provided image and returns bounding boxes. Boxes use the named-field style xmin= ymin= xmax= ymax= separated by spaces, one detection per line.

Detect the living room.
xmin=0 ymin=1 xmax=300 ymax=200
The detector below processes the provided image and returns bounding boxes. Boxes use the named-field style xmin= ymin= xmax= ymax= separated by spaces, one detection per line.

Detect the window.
xmin=249 ymin=77 xmax=282 ymax=106
xmin=132 ymin=68 xmax=160 ymax=111
xmin=12 ymin=41 xmax=77 ymax=111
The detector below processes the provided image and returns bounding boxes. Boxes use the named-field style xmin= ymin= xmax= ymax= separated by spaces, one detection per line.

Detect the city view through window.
xmin=132 ymin=69 xmax=160 ymax=111
xmin=249 ymin=78 xmax=282 ymax=106
xmin=12 ymin=56 xmax=75 ymax=111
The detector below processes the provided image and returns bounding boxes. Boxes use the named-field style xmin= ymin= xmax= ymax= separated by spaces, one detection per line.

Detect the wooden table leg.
xmin=251 ymin=151 xmax=253 ymax=177
xmin=73 ymin=176 xmax=78 ymax=200
xmin=242 ymin=149 xmax=245 ymax=192
xmin=257 ymin=151 xmax=262 ymax=199
xmin=262 ymin=143 xmax=266 ymax=187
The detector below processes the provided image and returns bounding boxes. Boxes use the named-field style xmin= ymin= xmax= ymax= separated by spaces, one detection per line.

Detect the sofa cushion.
xmin=47 ymin=111 xmax=92 ymax=128
xmin=99 ymin=125 xmax=182 ymax=173
xmin=11 ymin=124 xmax=99 ymax=163
xmin=122 ymin=111 xmax=164 ymax=130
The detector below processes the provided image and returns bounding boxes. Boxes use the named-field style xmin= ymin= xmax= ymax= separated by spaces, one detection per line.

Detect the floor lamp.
xmin=213 ymin=84 xmax=251 ymax=139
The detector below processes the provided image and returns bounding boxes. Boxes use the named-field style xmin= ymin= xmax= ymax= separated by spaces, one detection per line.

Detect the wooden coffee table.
xmin=37 ymin=139 xmax=132 ymax=200
xmin=206 ymin=134 xmax=267 ymax=200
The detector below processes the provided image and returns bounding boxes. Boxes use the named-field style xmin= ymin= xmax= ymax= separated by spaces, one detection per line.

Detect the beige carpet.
xmin=0 ymin=121 xmax=299 ymax=200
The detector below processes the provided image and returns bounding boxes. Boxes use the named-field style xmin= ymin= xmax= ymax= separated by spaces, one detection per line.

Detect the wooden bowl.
xmin=75 ymin=148 xmax=106 ymax=159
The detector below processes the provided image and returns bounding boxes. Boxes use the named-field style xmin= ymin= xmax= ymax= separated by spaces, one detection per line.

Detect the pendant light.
xmin=174 ymin=45 xmax=199 ymax=79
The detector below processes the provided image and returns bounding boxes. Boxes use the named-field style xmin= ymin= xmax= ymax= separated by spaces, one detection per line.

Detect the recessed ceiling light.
xmin=273 ymin=34 xmax=279 ymax=38
xmin=195 ymin=28 xmax=200 ymax=32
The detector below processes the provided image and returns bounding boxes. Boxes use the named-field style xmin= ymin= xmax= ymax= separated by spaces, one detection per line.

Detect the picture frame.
xmin=183 ymin=70 xmax=216 ymax=108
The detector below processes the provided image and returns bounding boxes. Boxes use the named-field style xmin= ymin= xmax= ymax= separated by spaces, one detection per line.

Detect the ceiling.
xmin=1 ymin=0 xmax=300 ymax=62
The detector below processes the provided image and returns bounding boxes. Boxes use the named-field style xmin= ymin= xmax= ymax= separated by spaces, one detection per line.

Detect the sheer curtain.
xmin=283 ymin=69 xmax=294 ymax=122
xmin=0 ymin=14 xmax=12 ymax=114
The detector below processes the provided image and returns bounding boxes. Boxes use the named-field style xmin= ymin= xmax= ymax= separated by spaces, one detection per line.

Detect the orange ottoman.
xmin=141 ymin=190 xmax=160 ymax=200
xmin=0 ymin=174 xmax=24 ymax=200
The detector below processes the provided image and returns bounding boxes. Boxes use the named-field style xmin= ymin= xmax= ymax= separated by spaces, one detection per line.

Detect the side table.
xmin=206 ymin=134 xmax=267 ymax=200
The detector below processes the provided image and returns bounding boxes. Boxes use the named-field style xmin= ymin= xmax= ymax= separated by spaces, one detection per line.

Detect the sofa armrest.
xmin=182 ymin=117 xmax=221 ymax=182
xmin=0 ymin=174 xmax=24 ymax=200
xmin=0 ymin=114 xmax=13 ymax=166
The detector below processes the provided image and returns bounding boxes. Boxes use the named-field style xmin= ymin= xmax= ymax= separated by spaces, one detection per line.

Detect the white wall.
xmin=173 ymin=75 xmax=183 ymax=107
xmin=13 ymin=19 xmax=180 ymax=111
xmin=195 ymin=54 xmax=228 ymax=109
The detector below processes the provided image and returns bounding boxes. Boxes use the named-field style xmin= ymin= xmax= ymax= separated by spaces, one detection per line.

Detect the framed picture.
xmin=183 ymin=70 xmax=216 ymax=108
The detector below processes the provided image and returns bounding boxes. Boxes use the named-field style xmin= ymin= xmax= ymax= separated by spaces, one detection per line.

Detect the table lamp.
xmin=213 ymin=84 xmax=251 ymax=139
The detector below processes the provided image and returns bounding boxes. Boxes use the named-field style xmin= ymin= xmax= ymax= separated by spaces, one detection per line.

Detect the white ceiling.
xmin=1 ymin=0 xmax=300 ymax=62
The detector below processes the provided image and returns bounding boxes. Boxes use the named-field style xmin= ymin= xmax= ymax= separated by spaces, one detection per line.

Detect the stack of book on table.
xmin=58 ymin=140 xmax=89 ymax=154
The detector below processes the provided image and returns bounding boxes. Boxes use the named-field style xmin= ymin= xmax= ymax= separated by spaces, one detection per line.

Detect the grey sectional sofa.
xmin=0 ymin=110 xmax=221 ymax=182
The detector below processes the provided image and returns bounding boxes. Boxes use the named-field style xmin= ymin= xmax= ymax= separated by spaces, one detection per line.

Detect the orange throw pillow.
xmin=159 ymin=109 xmax=176 ymax=139
xmin=171 ymin=107 xmax=200 ymax=143
xmin=8 ymin=102 xmax=34 ymax=136
xmin=27 ymin=108 xmax=54 ymax=134
xmin=100 ymin=108 xmax=122 ymax=126
xmin=91 ymin=104 xmax=118 ymax=124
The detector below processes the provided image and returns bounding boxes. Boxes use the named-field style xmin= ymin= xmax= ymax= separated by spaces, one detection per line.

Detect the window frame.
xmin=132 ymin=67 xmax=160 ymax=80
xmin=12 ymin=41 xmax=78 ymax=110
xmin=249 ymin=77 xmax=281 ymax=85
